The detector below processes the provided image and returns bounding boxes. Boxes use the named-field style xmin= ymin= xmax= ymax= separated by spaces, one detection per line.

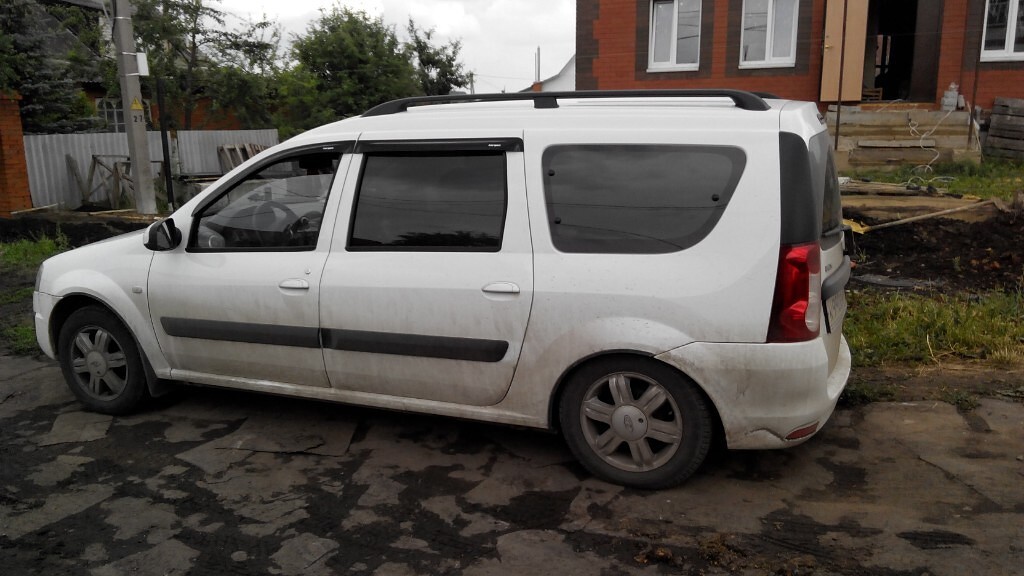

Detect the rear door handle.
xmin=279 ymin=279 xmax=310 ymax=290
xmin=482 ymin=282 xmax=520 ymax=294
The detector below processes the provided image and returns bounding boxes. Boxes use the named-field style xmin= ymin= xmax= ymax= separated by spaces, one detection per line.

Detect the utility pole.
xmin=111 ymin=0 xmax=157 ymax=214
xmin=468 ymin=72 xmax=475 ymax=95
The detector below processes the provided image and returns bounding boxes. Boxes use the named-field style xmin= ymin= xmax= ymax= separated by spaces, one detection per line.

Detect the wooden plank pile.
xmin=217 ymin=143 xmax=270 ymax=173
xmin=985 ymin=98 xmax=1024 ymax=160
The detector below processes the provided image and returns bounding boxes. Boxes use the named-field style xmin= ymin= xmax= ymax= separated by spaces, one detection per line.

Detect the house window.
xmin=96 ymin=98 xmax=152 ymax=133
xmin=982 ymin=0 xmax=1024 ymax=61
xmin=649 ymin=0 xmax=702 ymax=71
xmin=740 ymin=0 xmax=798 ymax=68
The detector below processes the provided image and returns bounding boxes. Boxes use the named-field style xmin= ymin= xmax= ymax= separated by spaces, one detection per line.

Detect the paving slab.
xmin=1 ymin=354 xmax=1022 ymax=575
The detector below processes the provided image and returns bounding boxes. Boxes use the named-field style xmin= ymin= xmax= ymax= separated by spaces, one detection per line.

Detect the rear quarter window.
xmin=811 ymin=132 xmax=843 ymax=248
xmin=542 ymin=145 xmax=747 ymax=254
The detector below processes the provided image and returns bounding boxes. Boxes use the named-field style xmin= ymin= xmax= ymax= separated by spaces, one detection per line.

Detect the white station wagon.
xmin=34 ymin=90 xmax=851 ymax=488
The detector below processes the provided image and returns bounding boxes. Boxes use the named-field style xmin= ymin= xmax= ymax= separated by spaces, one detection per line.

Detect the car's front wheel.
xmin=58 ymin=306 xmax=149 ymax=415
xmin=559 ymin=357 xmax=713 ymax=489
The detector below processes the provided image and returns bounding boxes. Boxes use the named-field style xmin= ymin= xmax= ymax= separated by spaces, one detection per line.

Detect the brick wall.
xmin=0 ymin=92 xmax=31 ymax=217
xmin=578 ymin=0 xmax=1022 ymax=111
xmin=579 ymin=0 xmax=825 ymax=102
xmin=151 ymin=96 xmax=242 ymax=131
xmin=954 ymin=0 xmax=1024 ymax=112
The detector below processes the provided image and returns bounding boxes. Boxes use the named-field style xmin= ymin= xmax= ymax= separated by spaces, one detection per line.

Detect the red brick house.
xmin=576 ymin=0 xmax=1024 ymax=112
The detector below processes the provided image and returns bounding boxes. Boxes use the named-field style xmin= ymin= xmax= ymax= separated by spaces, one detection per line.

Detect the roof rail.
xmin=362 ymin=89 xmax=772 ymax=117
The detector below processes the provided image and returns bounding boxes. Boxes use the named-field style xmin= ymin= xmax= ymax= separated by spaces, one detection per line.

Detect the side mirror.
xmin=144 ymin=218 xmax=182 ymax=251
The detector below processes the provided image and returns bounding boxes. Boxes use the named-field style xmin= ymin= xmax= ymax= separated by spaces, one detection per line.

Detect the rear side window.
xmin=348 ymin=153 xmax=507 ymax=251
xmin=542 ymin=145 xmax=746 ymax=253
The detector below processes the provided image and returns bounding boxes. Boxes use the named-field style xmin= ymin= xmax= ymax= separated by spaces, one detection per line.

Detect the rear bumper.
xmin=655 ymin=335 xmax=851 ymax=449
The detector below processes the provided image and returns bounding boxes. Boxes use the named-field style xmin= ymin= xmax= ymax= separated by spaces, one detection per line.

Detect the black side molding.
xmin=161 ymin=318 xmax=321 ymax=348
xmin=160 ymin=318 xmax=510 ymax=363
xmin=322 ymin=329 xmax=509 ymax=363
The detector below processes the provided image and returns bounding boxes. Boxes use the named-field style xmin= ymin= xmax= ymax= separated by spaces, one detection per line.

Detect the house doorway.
xmin=864 ymin=0 xmax=942 ymax=102
xmin=821 ymin=0 xmax=943 ymax=103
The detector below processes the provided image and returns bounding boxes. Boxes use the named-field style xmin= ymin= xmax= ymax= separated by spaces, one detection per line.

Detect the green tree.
xmin=277 ymin=7 xmax=419 ymax=134
xmin=0 ymin=0 xmax=101 ymax=133
xmin=406 ymin=20 xmax=468 ymax=96
xmin=204 ymin=17 xmax=282 ymax=129
xmin=132 ymin=0 xmax=278 ymax=129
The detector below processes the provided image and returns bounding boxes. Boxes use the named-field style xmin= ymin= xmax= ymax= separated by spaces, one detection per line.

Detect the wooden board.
xmin=993 ymin=97 xmax=1024 ymax=117
xmin=858 ymin=139 xmax=936 ymax=148
xmin=990 ymin=113 xmax=1024 ymax=138
xmin=985 ymin=135 xmax=1024 ymax=152
xmin=848 ymin=147 xmax=952 ymax=166
xmin=840 ymin=180 xmax=948 ymax=196
xmin=987 ymin=99 xmax=1024 ymax=158
xmin=985 ymin=146 xmax=1024 ymax=160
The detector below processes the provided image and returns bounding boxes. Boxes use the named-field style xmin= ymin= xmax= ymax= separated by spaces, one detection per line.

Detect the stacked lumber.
xmin=217 ymin=143 xmax=270 ymax=173
xmin=825 ymin=108 xmax=971 ymax=169
xmin=839 ymin=180 xmax=948 ymax=196
xmin=985 ymin=98 xmax=1024 ymax=160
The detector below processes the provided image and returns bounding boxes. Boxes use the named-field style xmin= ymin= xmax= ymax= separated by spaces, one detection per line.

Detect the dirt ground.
xmin=845 ymin=206 xmax=1024 ymax=294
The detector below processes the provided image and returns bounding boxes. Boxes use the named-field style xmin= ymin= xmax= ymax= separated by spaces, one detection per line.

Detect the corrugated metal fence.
xmin=24 ymin=129 xmax=279 ymax=209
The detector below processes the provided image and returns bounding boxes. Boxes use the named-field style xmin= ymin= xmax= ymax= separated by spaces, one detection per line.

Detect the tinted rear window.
xmin=542 ymin=145 xmax=746 ymax=253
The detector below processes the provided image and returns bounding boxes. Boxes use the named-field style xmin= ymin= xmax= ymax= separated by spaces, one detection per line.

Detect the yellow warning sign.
xmin=130 ymin=97 xmax=144 ymax=111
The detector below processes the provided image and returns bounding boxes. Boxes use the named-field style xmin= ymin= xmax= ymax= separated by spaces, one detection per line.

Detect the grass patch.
xmin=0 ymin=287 xmax=33 ymax=305
xmin=0 ymin=230 xmax=70 ymax=271
xmin=846 ymin=159 xmax=1024 ymax=200
xmin=2 ymin=323 xmax=38 ymax=355
xmin=845 ymin=289 xmax=1024 ymax=367
xmin=940 ymin=388 xmax=980 ymax=413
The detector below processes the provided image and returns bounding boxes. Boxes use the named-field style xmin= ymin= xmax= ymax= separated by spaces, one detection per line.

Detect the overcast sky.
xmin=217 ymin=0 xmax=576 ymax=93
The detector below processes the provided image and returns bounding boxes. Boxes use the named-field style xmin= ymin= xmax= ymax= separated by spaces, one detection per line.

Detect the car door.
xmin=319 ymin=136 xmax=534 ymax=406
xmin=148 ymin=144 xmax=351 ymax=387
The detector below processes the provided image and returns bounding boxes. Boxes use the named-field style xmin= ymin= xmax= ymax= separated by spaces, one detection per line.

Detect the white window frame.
xmin=739 ymin=0 xmax=799 ymax=69
xmin=981 ymin=0 xmax=1024 ymax=61
xmin=96 ymin=98 xmax=152 ymax=133
xmin=648 ymin=0 xmax=702 ymax=72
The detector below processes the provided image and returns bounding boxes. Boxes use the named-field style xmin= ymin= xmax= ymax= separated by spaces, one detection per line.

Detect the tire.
xmin=57 ymin=306 xmax=150 ymax=415
xmin=559 ymin=357 xmax=713 ymax=489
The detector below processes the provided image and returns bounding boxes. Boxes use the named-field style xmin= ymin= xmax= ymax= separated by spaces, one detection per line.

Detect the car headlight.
xmin=35 ymin=262 xmax=45 ymax=292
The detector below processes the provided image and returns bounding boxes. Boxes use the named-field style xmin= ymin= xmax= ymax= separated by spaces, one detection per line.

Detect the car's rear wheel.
xmin=58 ymin=306 xmax=149 ymax=415
xmin=559 ymin=357 xmax=712 ymax=489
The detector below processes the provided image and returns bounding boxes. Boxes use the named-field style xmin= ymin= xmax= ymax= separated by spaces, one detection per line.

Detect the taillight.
xmin=768 ymin=241 xmax=821 ymax=342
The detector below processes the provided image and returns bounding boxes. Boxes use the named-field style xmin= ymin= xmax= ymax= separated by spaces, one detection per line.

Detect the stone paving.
xmin=1 ymin=355 xmax=1023 ymax=575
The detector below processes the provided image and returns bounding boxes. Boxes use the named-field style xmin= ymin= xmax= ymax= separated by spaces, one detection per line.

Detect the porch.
xmin=826 ymin=103 xmax=980 ymax=172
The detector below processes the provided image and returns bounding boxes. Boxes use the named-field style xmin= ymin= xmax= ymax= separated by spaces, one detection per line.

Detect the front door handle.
xmin=482 ymin=282 xmax=520 ymax=294
xmin=279 ymin=279 xmax=310 ymax=290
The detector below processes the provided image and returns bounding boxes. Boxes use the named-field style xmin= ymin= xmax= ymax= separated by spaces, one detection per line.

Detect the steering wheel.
xmin=248 ymin=200 xmax=298 ymax=246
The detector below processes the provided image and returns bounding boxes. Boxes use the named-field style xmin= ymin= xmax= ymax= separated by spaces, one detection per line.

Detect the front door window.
xmin=192 ymin=150 xmax=341 ymax=251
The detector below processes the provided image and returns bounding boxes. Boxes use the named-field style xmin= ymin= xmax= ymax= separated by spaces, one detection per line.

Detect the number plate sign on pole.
xmin=112 ymin=0 xmax=157 ymax=215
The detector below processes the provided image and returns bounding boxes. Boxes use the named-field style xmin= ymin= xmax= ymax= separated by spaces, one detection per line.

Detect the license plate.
xmin=824 ymin=290 xmax=847 ymax=334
